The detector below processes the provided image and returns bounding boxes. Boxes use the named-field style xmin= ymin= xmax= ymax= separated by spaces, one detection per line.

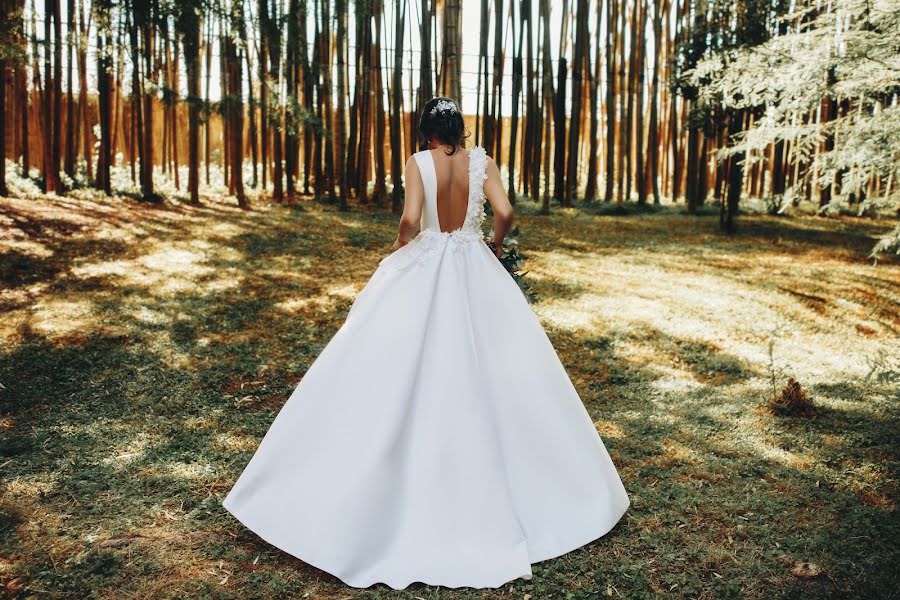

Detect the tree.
xmin=223 ymin=0 xmax=247 ymax=208
xmin=564 ymin=0 xmax=588 ymax=205
xmin=389 ymin=0 xmax=406 ymax=212
xmin=538 ymin=0 xmax=553 ymax=213
xmin=335 ymin=0 xmax=348 ymax=209
xmin=178 ymin=0 xmax=202 ymax=205
xmin=552 ymin=0 xmax=567 ymax=202
xmin=260 ymin=0 xmax=283 ymax=202
xmin=94 ymin=0 xmax=112 ymax=193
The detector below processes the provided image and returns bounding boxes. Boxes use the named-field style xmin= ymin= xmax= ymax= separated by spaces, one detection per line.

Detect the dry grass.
xmin=1 ymin=191 xmax=898 ymax=599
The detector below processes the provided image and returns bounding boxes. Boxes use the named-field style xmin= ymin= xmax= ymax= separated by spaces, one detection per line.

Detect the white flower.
xmin=430 ymin=99 xmax=458 ymax=115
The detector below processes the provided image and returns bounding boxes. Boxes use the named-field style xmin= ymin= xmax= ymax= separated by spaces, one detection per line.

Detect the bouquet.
xmin=485 ymin=227 xmax=535 ymax=303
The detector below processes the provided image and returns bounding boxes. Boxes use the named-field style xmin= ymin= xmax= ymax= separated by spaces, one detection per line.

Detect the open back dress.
xmin=222 ymin=145 xmax=630 ymax=590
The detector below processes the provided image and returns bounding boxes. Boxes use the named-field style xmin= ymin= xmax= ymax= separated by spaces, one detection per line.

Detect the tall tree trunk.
xmin=371 ymin=0 xmax=388 ymax=204
xmin=565 ymin=0 xmax=588 ymax=206
xmin=285 ymin=0 xmax=300 ymax=201
xmin=390 ymin=0 xmax=406 ymax=212
xmin=300 ymin=0 xmax=313 ymax=195
xmin=604 ymin=0 xmax=617 ymax=201
xmin=507 ymin=0 xmax=521 ymax=201
xmin=584 ymin=0 xmax=603 ymax=201
xmin=0 ymin=45 xmax=6 ymax=196
xmin=180 ymin=0 xmax=201 ymax=205
xmin=51 ymin=0 xmax=62 ymax=190
xmin=552 ymin=0 xmax=567 ymax=201
xmin=258 ymin=0 xmax=268 ymax=192
xmin=623 ymin=0 xmax=637 ymax=204
xmin=685 ymin=117 xmax=699 ymax=213
xmin=649 ymin=0 xmax=662 ymax=204
xmin=524 ymin=0 xmax=539 ymax=201
xmin=261 ymin=0 xmax=282 ymax=201
xmin=539 ymin=0 xmax=553 ymax=213
xmin=42 ymin=0 xmax=53 ymax=191
xmin=136 ymin=0 xmax=154 ymax=199
xmin=335 ymin=0 xmax=348 ymax=209
xmin=634 ymin=0 xmax=647 ymax=204
xmin=355 ymin=3 xmax=372 ymax=203
xmin=63 ymin=0 xmax=75 ymax=177
xmin=322 ymin=0 xmax=336 ymax=200
xmin=19 ymin=3 xmax=28 ymax=178
xmin=95 ymin=0 xmax=112 ymax=193
xmin=224 ymin=0 xmax=247 ymax=208
xmin=245 ymin=45 xmax=258 ymax=189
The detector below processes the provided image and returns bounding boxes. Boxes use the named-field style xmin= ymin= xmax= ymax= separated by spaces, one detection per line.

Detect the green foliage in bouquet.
xmin=485 ymin=226 xmax=536 ymax=303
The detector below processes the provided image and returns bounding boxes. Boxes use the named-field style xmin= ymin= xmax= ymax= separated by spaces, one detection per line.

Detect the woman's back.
xmin=430 ymin=148 xmax=470 ymax=232
xmin=412 ymin=147 xmax=479 ymax=234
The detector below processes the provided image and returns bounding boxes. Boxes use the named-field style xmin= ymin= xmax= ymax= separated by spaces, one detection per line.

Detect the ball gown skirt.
xmin=222 ymin=147 xmax=630 ymax=589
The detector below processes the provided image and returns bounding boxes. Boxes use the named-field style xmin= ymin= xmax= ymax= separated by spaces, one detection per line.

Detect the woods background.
xmin=0 ymin=0 xmax=898 ymax=243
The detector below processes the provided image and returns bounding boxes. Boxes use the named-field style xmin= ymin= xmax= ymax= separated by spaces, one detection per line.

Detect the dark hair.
xmin=417 ymin=97 xmax=468 ymax=155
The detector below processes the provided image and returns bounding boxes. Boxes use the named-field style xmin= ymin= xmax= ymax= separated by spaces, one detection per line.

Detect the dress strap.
xmin=413 ymin=151 xmax=439 ymax=231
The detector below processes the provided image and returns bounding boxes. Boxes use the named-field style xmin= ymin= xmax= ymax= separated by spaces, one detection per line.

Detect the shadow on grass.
xmin=1 ymin=195 xmax=897 ymax=598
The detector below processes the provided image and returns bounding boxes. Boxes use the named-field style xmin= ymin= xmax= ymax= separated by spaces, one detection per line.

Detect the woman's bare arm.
xmin=483 ymin=156 xmax=514 ymax=256
xmin=392 ymin=156 xmax=424 ymax=250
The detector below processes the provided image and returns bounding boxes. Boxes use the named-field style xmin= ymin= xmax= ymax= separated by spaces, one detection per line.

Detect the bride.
xmin=223 ymin=96 xmax=630 ymax=590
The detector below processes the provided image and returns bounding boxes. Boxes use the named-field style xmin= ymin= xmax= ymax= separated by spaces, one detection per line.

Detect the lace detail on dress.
xmin=464 ymin=146 xmax=489 ymax=234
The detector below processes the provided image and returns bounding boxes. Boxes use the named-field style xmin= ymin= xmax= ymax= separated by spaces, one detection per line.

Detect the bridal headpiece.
xmin=430 ymin=99 xmax=459 ymax=116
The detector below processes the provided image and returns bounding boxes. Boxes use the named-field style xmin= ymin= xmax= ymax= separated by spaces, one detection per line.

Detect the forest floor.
xmin=1 ymin=190 xmax=898 ymax=599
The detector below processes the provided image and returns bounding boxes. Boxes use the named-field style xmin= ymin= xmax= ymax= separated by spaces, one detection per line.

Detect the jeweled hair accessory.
xmin=430 ymin=99 xmax=458 ymax=115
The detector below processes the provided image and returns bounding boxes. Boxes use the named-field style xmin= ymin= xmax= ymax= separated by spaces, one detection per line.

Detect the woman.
xmin=223 ymin=97 xmax=630 ymax=590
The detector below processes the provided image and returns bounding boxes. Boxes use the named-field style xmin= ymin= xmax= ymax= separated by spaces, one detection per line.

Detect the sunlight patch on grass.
xmin=647 ymin=368 xmax=708 ymax=394
xmin=594 ymin=420 xmax=627 ymax=438
xmin=0 ymin=238 xmax=53 ymax=258
xmin=3 ymin=478 xmax=55 ymax=500
xmin=208 ymin=221 xmax=247 ymax=238
xmin=324 ymin=283 xmax=361 ymax=299
xmin=147 ymin=331 xmax=196 ymax=367
xmin=130 ymin=306 xmax=173 ymax=326
xmin=731 ymin=414 xmax=814 ymax=469
xmin=198 ymin=274 xmax=243 ymax=293
xmin=29 ymin=299 xmax=95 ymax=337
xmin=663 ymin=440 xmax=704 ymax=465
xmin=100 ymin=435 xmax=154 ymax=470
xmin=166 ymin=461 xmax=215 ymax=480
xmin=214 ymin=432 xmax=259 ymax=453
xmin=138 ymin=247 xmax=213 ymax=277
xmin=275 ymin=297 xmax=319 ymax=313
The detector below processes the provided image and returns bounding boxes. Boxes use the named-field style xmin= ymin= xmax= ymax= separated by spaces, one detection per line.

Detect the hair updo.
xmin=417 ymin=97 xmax=468 ymax=155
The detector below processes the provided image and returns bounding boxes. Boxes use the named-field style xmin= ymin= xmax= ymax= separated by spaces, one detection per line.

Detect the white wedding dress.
xmin=222 ymin=146 xmax=630 ymax=590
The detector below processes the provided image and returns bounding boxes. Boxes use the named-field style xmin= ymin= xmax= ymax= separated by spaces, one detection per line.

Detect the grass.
xmin=0 ymin=189 xmax=898 ymax=599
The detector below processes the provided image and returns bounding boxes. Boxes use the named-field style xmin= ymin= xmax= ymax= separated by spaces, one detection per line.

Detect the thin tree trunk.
xmin=635 ymin=0 xmax=647 ymax=204
xmin=335 ymin=0 xmax=348 ymax=208
xmin=390 ymin=0 xmax=406 ymax=212
xmin=584 ymin=0 xmax=603 ymax=201
xmin=604 ymin=0 xmax=617 ymax=201
xmin=94 ymin=0 xmax=112 ymax=192
xmin=258 ymin=0 xmax=268 ymax=193
xmin=63 ymin=0 xmax=75 ymax=177
xmin=539 ymin=0 xmax=553 ymax=213
xmin=565 ymin=0 xmax=588 ymax=205
xmin=507 ymin=0 xmax=521 ymax=201
xmin=180 ymin=0 xmax=201 ymax=204
xmin=322 ymin=0 xmax=336 ymax=200
xmin=371 ymin=0 xmax=388 ymax=205
xmin=224 ymin=0 xmax=247 ymax=208
xmin=649 ymin=0 xmax=662 ymax=204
